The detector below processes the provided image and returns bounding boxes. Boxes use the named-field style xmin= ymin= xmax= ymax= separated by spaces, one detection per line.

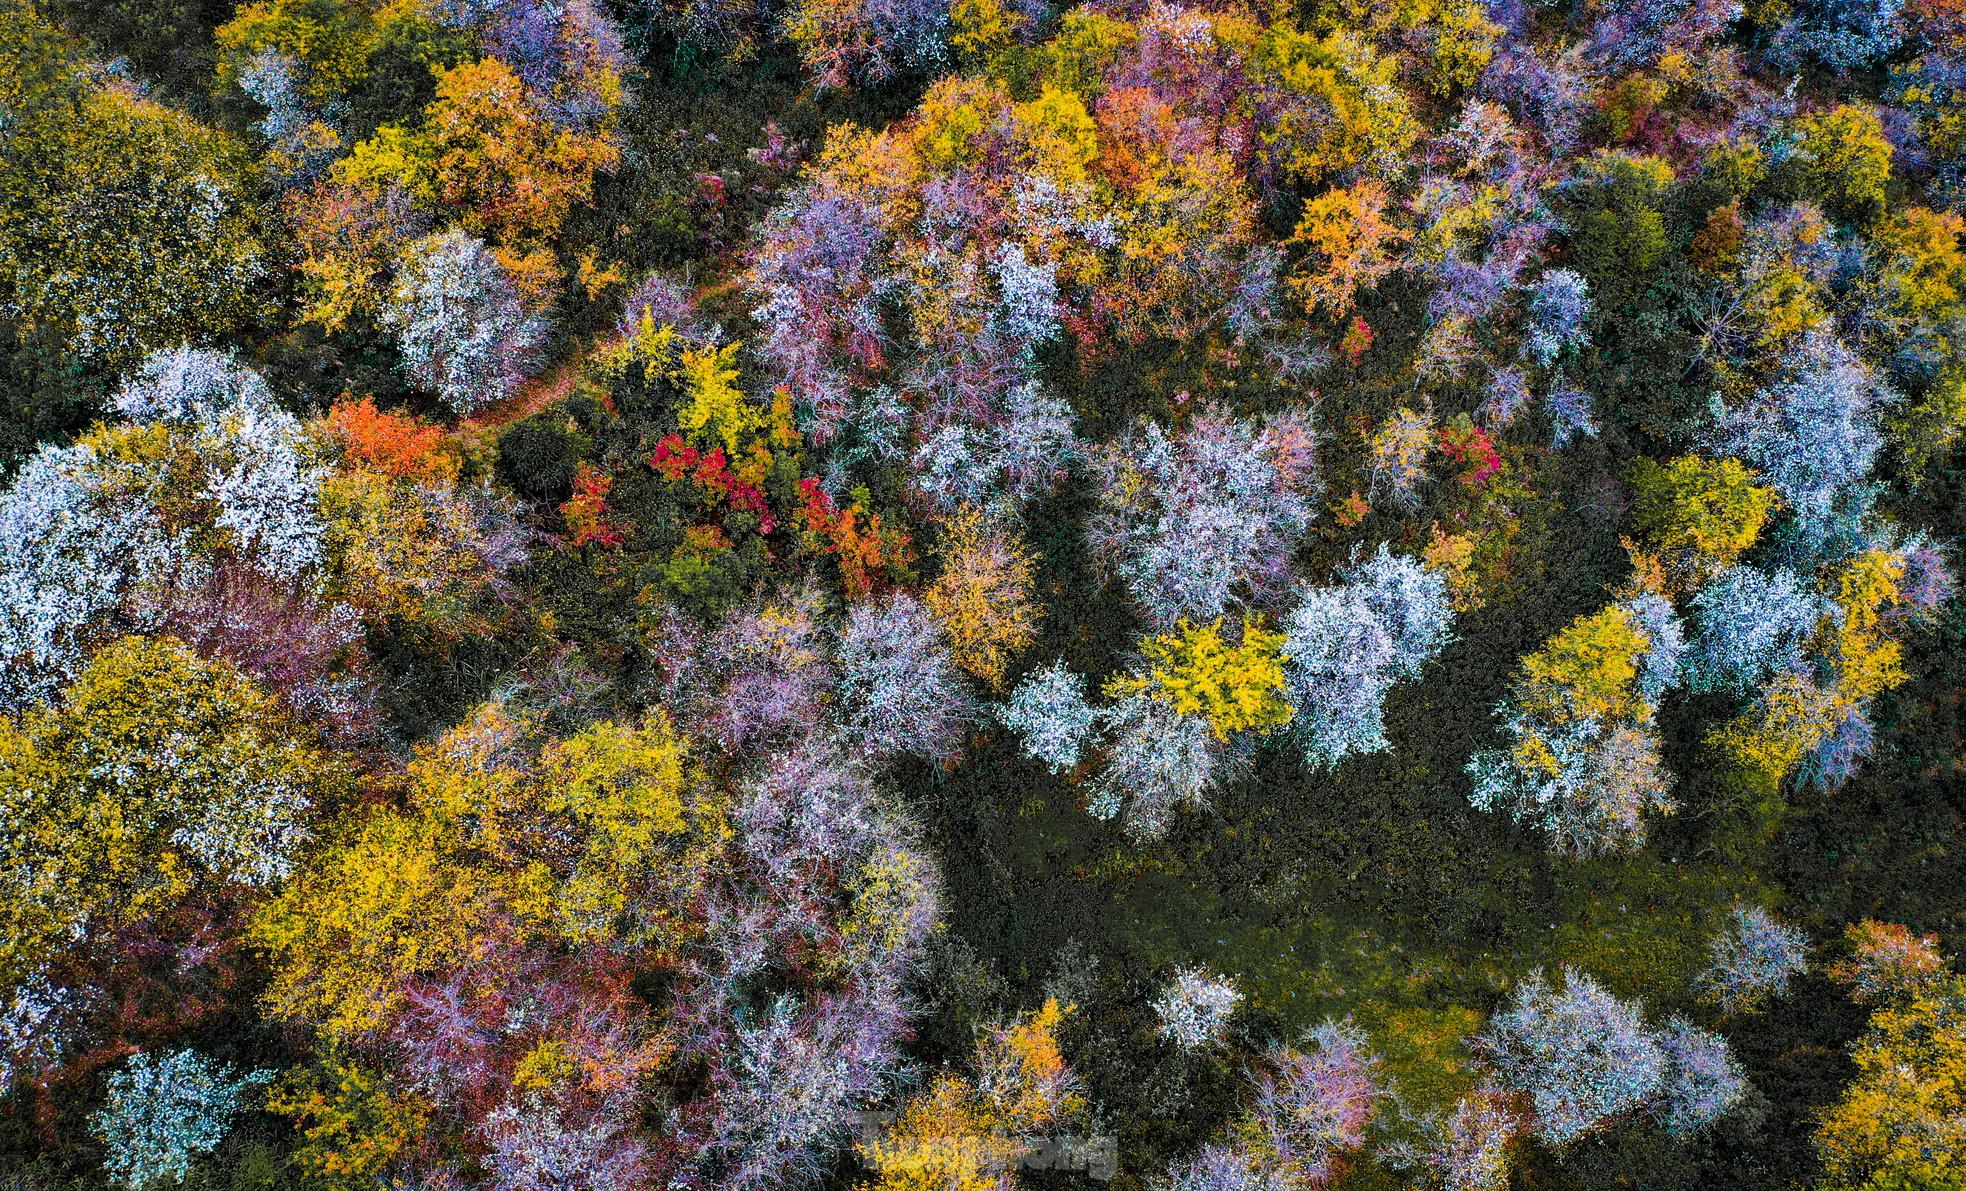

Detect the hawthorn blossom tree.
xmin=1154 ymin=967 xmax=1243 ymax=1051
xmin=0 ymin=968 xmax=79 ymax=1098
xmin=998 ymin=662 xmax=1101 ymax=773
xmin=782 ymin=0 xmax=950 ymax=88
xmin=1087 ymin=694 xmax=1226 ymax=837
xmin=1087 ymin=411 xmax=1318 ymax=627
xmin=1524 ymin=269 xmax=1592 ymax=366
xmin=1248 ymin=1021 xmax=1382 ymax=1184
xmin=1654 ymin=1018 xmax=1748 ymax=1137
xmin=1545 ymin=379 xmax=1599 ymax=449
xmin=382 ymin=229 xmax=548 ymax=416
xmin=747 ymin=185 xmax=895 ymax=439
xmin=0 ymin=442 xmax=180 ymax=710
xmin=1393 ymin=1089 xmax=1519 ymax=1191
xmin=93 ymin=1050 xmax=270 ymax=1190
xmin=479 ymin=1091 xmax=652 ymax=1191
xmin=1479 ymin=367 xmax=1533 ymax=428
xmin=1683 ymin=567 xmax=1827 ymax=695
xmin=1703 ymin=330 xmax=1889 ymax=559
xmin=0 ymin=349 xmax=331 ymax=711
xmin=834 ymin=592 xmax=977 ymax=767
xmin=112 ymin=348 xmax=325 ymax=580
xmin=1699 ymin=906 xmax=1809 ymax=1013
xmin=1475 ymin=968 xmax=1666 ymax=1146
xmin=1282 ymin=546 xmax=1455 ymax=769
xmin=910 ymin=380 xmax=1081 ymax=514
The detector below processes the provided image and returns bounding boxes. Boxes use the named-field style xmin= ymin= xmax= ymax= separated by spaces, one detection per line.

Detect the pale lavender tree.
xmin=998 ymin=662 xmax=1101 ymax=774
xmin=1699 ymin=906 xmax=1809 ymax=1013
xmin=1248 ymin=1020 xmax=1382 ymax=1184
xmin=1475 ymin=968 xmax=1666 ymax=1146
xmin=1654 ymin=1017 xmax=1748 ymax=1137
xmin=382 ymin=229 xmax=548 ymax=416
xmin=833 ymin=592 xmax=977 ymax=767
xmin=1087 ymin=410 xmax=1318 ymax=627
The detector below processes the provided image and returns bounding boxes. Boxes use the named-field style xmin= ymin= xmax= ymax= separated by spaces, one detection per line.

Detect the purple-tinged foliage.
xmin=998 ymin=661 xmax=1101 ymax=774
xmin=678 ymin=995 xmax=907 ymax=1191
xmin=650 ymin=593 xmax=835 ymax=755
xmin=734 ymin=746 xmax=882 ymax=882
xmin=1700 ymin=906 xmax=1810 ymax=1013
xmin=1480 ymin=44 xmax=1594 ymax=153
xmin=1087 ymin=410 xmax=1317 ymax=627
xmin=382 ymin=230 xmax=548 ymax=416
xmin=479 ymin=1092 xmax=652 ymax=1191
xmin=1249 ymin=1020 xmax=1381 ymax=1185
xmin=656 ymin=0 xmax=763 ymax=52
xmin=1892 ymin=52 xmax=1966 ymax=205
xmin=141 ymin=564 xmax=379 ymax=746
xmin=1684 ymin=566 xmax=1827 ymax=695
xmin=1588 ymin=0 xmax=1743 ymax=74
xmin=620 ymin=272 xmax=715 ymax=346
xmin=748 ymin=186 xmax=896 ymax=441
xmin=1524 ymin=269 xmax=1592 ymax=367
xmin=1476 ymin=968 xmax=1666 ymax=1146
xmin=1545 ymin=378 xmax=1599 ymax=449
xmin=433 ymin=0 xmax=628 ymax=130
xmin=1795 ymin=701 xmax=1875 ymax=790
xmin=1887 ymin=539 xmax=1956 ymax=625
xmin=1163 ymin=1143 xmax=1287 ymax=1191
xmin=1379 ymin=1088 xmax=1519 ymax=1191
xmin=1479 ymin=367 xmax=1533 ymax=428
xmin=1654 ymin=1018 xmax=1748 ymax=1137
xmin=834 ymin=592 xmax=977 ymax=767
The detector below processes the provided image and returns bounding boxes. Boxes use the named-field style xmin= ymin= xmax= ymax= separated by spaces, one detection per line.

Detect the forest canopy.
xmin=1 ymin=0 xmax=1964 ymax=1187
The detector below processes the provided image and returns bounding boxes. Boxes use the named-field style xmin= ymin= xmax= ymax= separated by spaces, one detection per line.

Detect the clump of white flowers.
xmin=1154 ymin=966 xmax=1243 ymax=1050
xmin=93 ymin=1049 xmax=271 ymax=1189
xmin=0 ymin=349 xmax=326 ymax=710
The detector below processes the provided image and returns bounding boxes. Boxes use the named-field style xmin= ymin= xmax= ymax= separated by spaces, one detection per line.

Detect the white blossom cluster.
xmin=93 ymin=1049 xmax=271 ymax=1190
xmin=0 ymin=349 xmax=326 ymax=710
xmin=1153 ymin=967 xmax=1243 ymax=1050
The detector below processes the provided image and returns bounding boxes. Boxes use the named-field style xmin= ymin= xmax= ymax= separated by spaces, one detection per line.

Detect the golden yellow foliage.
xmin=924 ymin=509 xmax=1040 ymax=689
xmin=1629 ymin=455 xmax=1778 ymax=588
xmin=1107 ymin=617 xmax=1294 ymax=740
xmin=1517 ymin=605 xmax=1651 ymax=725
xmin=0 ymin=636 xmax=342 ymax=990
